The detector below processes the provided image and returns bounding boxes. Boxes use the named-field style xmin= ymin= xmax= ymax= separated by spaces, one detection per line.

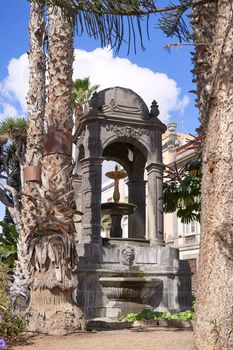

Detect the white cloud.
xmin=0 ymin=47 xmax=189 ymax=123
xmin=0 ymin=103 xmax=18 ymax=122
xmin=73 ymin=47 xmax=189 ymax=122
xmin=0 ymin=54 xmax=29 ymax=113
xmin=2 ymin=103 xmax=18 ymax=117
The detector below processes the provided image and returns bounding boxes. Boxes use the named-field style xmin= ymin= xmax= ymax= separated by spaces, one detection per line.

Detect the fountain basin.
xmin=99 ymin=276 xmax=161 ymax=303
xmin=101 ymin=202 xmax=136 ymax=216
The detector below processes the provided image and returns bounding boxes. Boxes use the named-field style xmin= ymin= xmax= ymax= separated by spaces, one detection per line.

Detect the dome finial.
xmin=90 ymin=92 xmax=99 ymax=110
xmin=150 ymin=100 xmax=160 ymax=118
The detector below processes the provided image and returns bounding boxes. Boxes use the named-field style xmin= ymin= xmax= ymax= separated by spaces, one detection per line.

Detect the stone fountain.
xmin=73 ymin=86 xmax=192 ymax=319
xmin=101 ymin=165 xmax=136 ymax=238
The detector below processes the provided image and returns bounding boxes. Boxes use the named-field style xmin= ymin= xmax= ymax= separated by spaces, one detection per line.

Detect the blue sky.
xmin=0 ymin=0 xmax=198 ymax=134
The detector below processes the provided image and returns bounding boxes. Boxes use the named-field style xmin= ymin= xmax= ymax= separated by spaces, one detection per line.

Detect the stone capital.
xmin=146 ymin=162 xmax=164 ymax=175
xmin=79 ymin=157 xmax=104 ymax=170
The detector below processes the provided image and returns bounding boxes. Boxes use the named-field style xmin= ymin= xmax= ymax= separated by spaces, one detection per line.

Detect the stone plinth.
xmin=75 ymin=238 xmax=192 ymax=319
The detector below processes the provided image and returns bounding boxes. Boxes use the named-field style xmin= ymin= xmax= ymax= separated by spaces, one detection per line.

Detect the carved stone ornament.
xmin=90 ymin=92 xmax=100 ymax=110
xmin=149 ymin=100 xmax=160 ymax=118
xmin=120 ymin=247 xmax=135 ymax=267
xmin=106 ymin=124 xmax=152 ymax=139
xmin=109 ymin=98 xmax=116 ymax=109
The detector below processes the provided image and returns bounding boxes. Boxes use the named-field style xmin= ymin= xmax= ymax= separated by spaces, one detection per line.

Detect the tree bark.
xmin=193 ymin=2 xmax=233 ymax=349
xmin=13 ymin=0 xmax=46 ymax=302
xmin=27 ymin=6 xmax=85 ymax=335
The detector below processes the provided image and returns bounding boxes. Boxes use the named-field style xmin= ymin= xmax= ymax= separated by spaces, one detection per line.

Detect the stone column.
xmin=72 ymin=174 xmax=83 ymax=241
xmin=128 ymin=179 xmax=146 ymax=239
xmin=80 ymin=157 xmax=103 ymax=244
xmin=146 ymin=162 xmax=165 ymax=246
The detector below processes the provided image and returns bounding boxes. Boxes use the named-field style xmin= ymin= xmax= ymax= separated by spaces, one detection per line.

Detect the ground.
xmin=13 ymin=327 xmax=192 ymax=350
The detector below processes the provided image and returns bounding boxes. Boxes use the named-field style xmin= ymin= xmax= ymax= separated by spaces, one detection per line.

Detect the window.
xmin=183 ymin=221 xmax=200 ymax=236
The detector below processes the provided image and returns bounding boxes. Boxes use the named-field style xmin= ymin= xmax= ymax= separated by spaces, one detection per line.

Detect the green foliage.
xmin=158 ymin=0 xmax=194 ymax=41
xmin=0 ymin=117 xmax=27 ymax=140
xmin=120 ymin=308 xmax=195 ymax=322
xmin=163 ymin=158 xmax=202 ymax=224
xmin=0 ymin=222 xmax=18 ymax=269
xmin=0 ymin=263 xmax=26 ymax=343
xmin=31 ymin=0 xmax=211 ymax=53
xmin=72 ymin=77 xmax=99 ymax=110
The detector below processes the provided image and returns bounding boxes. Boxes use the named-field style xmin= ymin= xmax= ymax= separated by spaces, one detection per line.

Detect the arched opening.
xmin=101 ymin=141 xmax=147 ymax=240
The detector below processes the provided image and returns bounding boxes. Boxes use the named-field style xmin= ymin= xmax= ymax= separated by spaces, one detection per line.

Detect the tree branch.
xmin=0 ymin=188 xmax=13 ymax=208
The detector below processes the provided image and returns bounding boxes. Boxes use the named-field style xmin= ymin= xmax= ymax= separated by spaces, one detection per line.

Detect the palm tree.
xmin=72 ymin=77 xmax=99 ymax=129
xmin=27 ymin=6 xmax=85 ymax=335
xmin=191 ymin=2 xmax=233 ymax=349
xmin=14 ymin=0 xmax=46 ymax=308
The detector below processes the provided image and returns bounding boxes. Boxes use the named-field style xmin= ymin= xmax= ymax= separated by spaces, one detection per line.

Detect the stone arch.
xmin=102 ymin=135 xmax=149 ymax=163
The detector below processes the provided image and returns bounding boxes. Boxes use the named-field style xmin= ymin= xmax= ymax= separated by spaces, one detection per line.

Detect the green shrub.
xmin=0 ymin=222 xmax=18 ymax=269
xmin=120 ymin=308 xmax=195 ymax=322
xmin=0 ymin=263 xmax=26 ymax=348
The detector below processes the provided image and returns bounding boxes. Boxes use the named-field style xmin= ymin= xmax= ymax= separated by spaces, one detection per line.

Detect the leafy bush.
xmin=163 ymin=158 xmax=202 ymax=224
xmin=0 ymin=263 xmax=26 ymax=348
xmin=120 ymin=308 xmax=195 ymax=322
xmin=0 ymin=222 xmax=18 ymax=269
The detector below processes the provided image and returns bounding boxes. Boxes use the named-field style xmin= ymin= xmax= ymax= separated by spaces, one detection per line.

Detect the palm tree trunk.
xmin=193 ymin=2 xmax=233 ymax=349
xmin=13 ymin=0 xmax=46 ymax=303
xmin=28 ymin=6 xmax=85 ymax=335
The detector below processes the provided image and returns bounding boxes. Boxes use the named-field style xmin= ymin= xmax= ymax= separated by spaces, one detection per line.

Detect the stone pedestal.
xmin=75 ymin=238 xmax=192 ymax=319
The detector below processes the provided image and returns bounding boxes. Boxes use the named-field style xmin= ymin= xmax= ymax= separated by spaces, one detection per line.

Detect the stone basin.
xmin=101 ymin=202 xmax=137 ymax=238
xmin=99 ymin=276 xmax=161 ymax=303
xmin=101 ymin=202 xmax=137 ymax=216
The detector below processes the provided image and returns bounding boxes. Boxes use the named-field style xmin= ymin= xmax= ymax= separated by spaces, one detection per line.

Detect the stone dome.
xmin=94 ymin=86 xmax=150 ymax=119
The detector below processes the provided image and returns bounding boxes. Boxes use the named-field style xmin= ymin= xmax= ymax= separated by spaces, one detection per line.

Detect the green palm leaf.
xmin=72 ymin=77 xmax=100 ymax=109
xmin=31 ymin=0 xmax=210 ymax=52
xmin=0 ymin=118 xmax=27 ymax=141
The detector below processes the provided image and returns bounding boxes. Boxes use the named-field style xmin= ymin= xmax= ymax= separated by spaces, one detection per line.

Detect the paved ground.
xmin=13 ymin=327 xmax=193 ymax=350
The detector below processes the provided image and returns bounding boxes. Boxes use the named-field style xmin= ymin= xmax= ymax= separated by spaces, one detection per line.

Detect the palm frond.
xmin=31 ymin=0 xmax=215 ymax=52
xmin=72 ymin=77 xmax=100 ymax=106
xmin=158 ymin=0 xmax=192 ymax=42
xmin=0 ymin=118 xmax=27 ymax=140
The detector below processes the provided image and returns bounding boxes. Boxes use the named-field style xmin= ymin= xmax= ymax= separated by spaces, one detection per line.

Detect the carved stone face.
xmin=120 ymin=247 xmax=135 ymax=267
